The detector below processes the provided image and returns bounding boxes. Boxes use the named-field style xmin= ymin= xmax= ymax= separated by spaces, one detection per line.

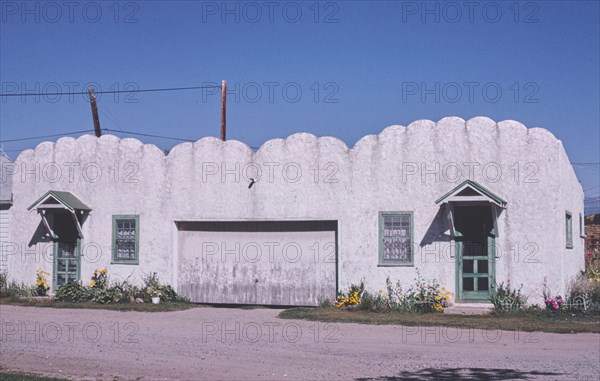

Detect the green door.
xmin=454 ymin=205 xmax=495 ymax=301
xmin=50 ymin=211 xmax=82 ymax=289
xmin=53 ymin=240 xmax=81 ymax=288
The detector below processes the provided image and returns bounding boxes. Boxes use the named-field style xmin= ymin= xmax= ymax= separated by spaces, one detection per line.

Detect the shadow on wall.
xmin=355 ymin=368 xmax=562 ymax=381
xmin=419 ymin=206 xmax=452 ymax=247
xmin=28 ymin=211 xmax=89 ymax=247
xmin=28 ymin=220 xmax=53 ymax=247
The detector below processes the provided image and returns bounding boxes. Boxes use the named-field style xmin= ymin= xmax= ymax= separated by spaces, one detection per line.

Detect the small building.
xmin=0 ymin=151 xmax=13 ymax=275
xmin=3 ymin=117 xmax=585 ymax=305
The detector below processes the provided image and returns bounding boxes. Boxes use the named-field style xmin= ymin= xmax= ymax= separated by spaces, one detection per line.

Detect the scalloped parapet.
xmin=15 ymin=116 xmax=566 ymax=163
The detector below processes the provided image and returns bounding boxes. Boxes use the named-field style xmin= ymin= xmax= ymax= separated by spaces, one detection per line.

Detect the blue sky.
xmin=1 ymin=0 xmax=599 ymax=212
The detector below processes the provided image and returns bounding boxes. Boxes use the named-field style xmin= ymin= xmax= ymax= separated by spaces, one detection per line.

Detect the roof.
xmin=435 ymin=180 xmax=507 ymax=208
xmin=27 ymin=190 xmax=92 ymax=212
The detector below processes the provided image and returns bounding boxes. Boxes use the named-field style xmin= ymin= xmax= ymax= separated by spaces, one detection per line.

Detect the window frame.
xmin=565 ymin=211 xmax=573 ymax=249
xmin=378 ymin=211 xmax=414 ymax=267
xmin=111 ymin=215 xmax=140 ymax=264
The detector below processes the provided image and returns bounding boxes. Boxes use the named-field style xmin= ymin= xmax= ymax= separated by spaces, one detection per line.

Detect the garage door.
xmin=177 ymin=220 xmax=337 ymax=306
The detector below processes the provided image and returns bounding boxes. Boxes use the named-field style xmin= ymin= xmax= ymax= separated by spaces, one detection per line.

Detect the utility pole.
xmin=88 ymin=87 xmax=102 ymax=137
xmin=220 ymin=80 xmax=226 ymax=141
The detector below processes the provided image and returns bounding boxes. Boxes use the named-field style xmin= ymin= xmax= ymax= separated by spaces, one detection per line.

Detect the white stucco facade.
xmin=3 ymin=116 xmax=585 ymax=305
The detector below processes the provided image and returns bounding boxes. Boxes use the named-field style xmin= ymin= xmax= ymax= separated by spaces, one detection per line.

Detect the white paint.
xmin=6 ymin=117 xmax=585 ymax=304
xmin=177 ymin=223 xmax=336 ymax=305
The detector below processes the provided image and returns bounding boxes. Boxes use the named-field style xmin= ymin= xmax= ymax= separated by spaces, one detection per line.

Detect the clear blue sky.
xmin=1 ymin=0 xmax=599 ymax=212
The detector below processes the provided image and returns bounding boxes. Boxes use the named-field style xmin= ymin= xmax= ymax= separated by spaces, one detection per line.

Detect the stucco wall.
xmin=558 ymin=143 xmax=586 ymax=296
xmin=6 ymin=116 xmax=585 ymax=304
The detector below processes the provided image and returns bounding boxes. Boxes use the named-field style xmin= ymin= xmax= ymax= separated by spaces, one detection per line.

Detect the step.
xmin=444 ymin=303 xmax=494 ymax=315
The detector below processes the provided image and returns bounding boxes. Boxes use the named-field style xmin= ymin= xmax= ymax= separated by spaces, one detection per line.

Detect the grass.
xmin=0 ymin=297 xmax=198 ymax=312
xmin=0 ymin=371 xmax=66 ymax=381
xmin=278 ymin=307 xmax=600 ymax=334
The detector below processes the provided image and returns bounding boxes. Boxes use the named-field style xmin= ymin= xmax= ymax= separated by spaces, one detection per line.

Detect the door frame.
xmin=453 ymin=204 xmax=496 ymax=302
xmin=52 ymin=238 xmax=81 ymax=290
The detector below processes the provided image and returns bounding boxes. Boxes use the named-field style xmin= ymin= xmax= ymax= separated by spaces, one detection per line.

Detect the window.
xmin=112 ymin=215 xmax=140 ymax=264
xmin=379 ymin=212 xmax=413 ymax=266
xmin=565 ymin=211 xmax=573 ymax=249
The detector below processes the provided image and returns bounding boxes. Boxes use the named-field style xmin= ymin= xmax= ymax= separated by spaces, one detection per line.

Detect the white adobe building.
xmin=1 ymin=117 xmax=585 ymax=305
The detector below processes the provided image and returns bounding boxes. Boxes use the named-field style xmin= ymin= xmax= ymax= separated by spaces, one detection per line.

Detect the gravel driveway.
xmin=1 ymin=305 xmax=598 ymax=380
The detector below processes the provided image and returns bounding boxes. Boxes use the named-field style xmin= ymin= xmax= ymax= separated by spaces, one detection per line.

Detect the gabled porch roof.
xmin=435 ymin=180 xmax=507 ymax=208
xmin=27 ymin=190 xmax=91 ymax=212
xmin=27 ymin=190 xmax=91 ymax=239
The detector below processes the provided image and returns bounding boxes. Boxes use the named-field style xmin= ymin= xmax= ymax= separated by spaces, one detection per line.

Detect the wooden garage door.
xmin=177 ymin=220 xmax=337 ymax=306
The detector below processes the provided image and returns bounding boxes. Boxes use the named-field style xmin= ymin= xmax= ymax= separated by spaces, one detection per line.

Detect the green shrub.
xmin=319 ymin=298 xmax=334 ymax=308
xmin=357 ymin=291 xmax=387 ymax=312
xmin=590 ymin=280 xmax=600 ymax=308
xmin=0 ymin=272 xmax=6 ymax=295
xmin=54 ymin=281 xmax=91 ymax=302
xmin=565 ymin=272 xmax=600 ymax=311
xmin=489 ymin=281 xmax=528 ymax=311
xmin=0 ymin=273 xmax=36 ymax=299
xmin=141 ymin=272 xmax=181 ymax=302
xmin=409 ymin=271 xmax=448 ymax=313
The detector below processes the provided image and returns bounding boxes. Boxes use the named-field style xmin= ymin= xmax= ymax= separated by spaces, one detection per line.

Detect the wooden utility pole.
xmin=88 ymin=87 xmax=102 ymax=137
xmin=220 ymin=80 xmax=226 ymax=141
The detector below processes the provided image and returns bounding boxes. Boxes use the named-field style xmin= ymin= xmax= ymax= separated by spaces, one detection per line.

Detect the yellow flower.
xmin=435 ymin=295 xmax=441 ymax=300
xmin=441 ymin=287 xmax=446 ymax=291
xmin=89 ymin=281 xmax=96 ymax=287
xmin=101 ymin=269 xmax=107 ymax=274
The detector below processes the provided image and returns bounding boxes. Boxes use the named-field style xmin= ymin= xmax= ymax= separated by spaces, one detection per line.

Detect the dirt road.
xmin=1 ymin=305 xmax=598 ymax=380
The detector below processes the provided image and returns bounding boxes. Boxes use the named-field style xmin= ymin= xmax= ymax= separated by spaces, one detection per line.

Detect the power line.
xmin=0 ymin=85 xmax=222 ymax=97
xmin=0 ymin=130 xmax=94 ymax=143
xmin=103 ymin=129 xmax=195 ymax=142
xmin=96 ymin=97 xmax=124 ymax=132
xmin=0 ymin=131 xmax=597 ymax=163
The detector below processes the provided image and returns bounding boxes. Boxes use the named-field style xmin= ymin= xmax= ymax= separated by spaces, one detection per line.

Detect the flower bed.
xmin=334 ymin=270 xmax=451 ymax=313
xmin=54 ymin=270 xmax=183 ymax=304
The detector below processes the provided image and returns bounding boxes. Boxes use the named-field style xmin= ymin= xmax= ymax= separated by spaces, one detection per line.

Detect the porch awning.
xmin=28 ymin=190 xmax=91 ymax=213
xmin=435 ymin=180 xmax=507 ymax=208
xmin=27 ymin=190 xmax=91 ymax=239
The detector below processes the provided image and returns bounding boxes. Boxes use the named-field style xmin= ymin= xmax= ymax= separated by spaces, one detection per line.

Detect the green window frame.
xmin=378 ymin=211 xmax=414 ymax=266
xmin=112 ymin=215 xmax=140 ymax=264
xmin=565 ymin=211 xmax=573 ymax=249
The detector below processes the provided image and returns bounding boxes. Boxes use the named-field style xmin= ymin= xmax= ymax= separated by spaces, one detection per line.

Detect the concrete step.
xmin=444 ymin=303 xmax=494 ymax=315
